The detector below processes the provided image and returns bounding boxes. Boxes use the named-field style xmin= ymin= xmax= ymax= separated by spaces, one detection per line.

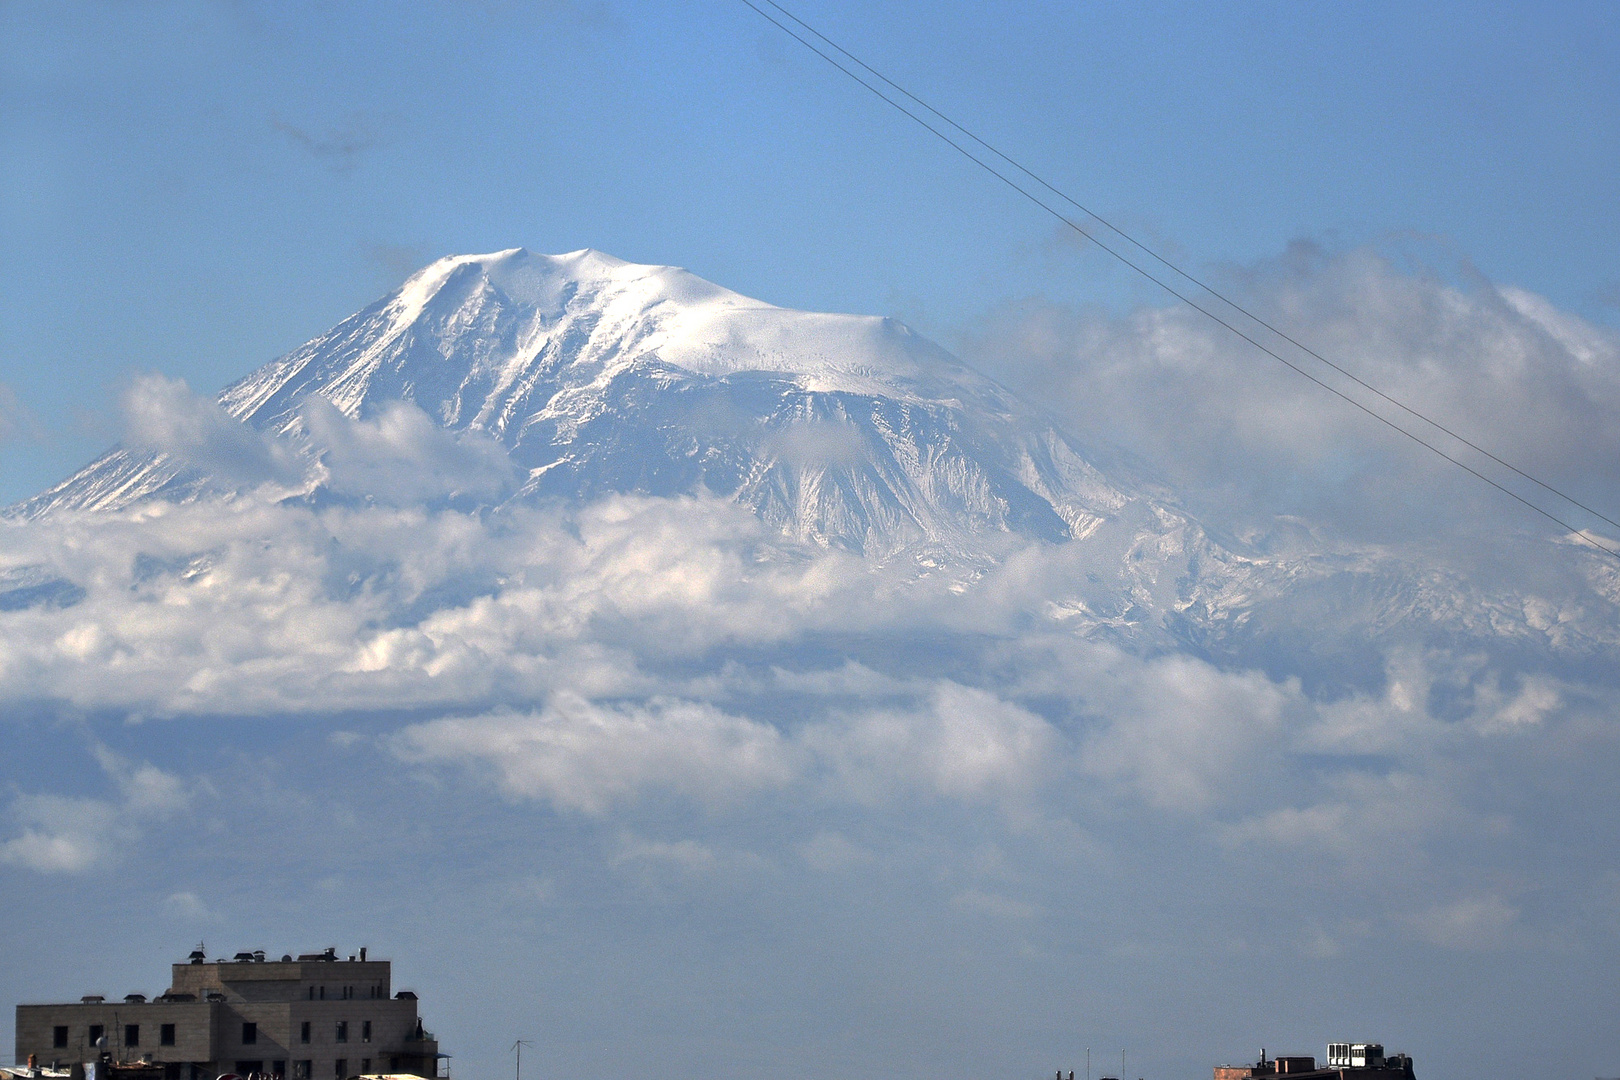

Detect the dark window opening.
xmin=300 ymin=1022 xmax=311 ymax=1044
xmin=89 ymin=1025 xmax=105 ymax=1047
xmin=164 ymin=1065 xmax=181 ymax=1080
xmin=335 ymin=1022 xmax=347 ymax=1044
xmin=234 ymin=1062 xmax=263 ymax=1076
xmin=334 ymin=1061 xmax=347 ymax=1079
xmin=272 ymin=1061 xmax=285 ymax=1078
xmin=161 ymin=1025 xmax=176 ymax=1047
xmin=53 ymin=1027 xmax=68 ymax=1049
xmin=360 ymin=1061 xmax=370 ymax=1075
xmin=126 ymin=1025 xmax=140 ymax=1048
xmin=294 ymin=1063 xmax=311 ymax=1079
xmin=242 ymin=1023 xmax=258 ymax=1046
xmin=360 ymin=1022 xmax=370 ymax=1044
xmin=319 ymin=987 xmax=326 ymax=1001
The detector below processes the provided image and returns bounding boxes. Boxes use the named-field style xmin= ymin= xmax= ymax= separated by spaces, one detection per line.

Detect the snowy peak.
xmin=16 ymin=248 xmax=1137 ymax=559
xmin=363 ymin=247 xmax=986 ymax=397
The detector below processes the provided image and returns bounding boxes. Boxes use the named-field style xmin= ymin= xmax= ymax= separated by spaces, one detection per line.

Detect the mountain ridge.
xmin=13 ymin=248 xmax=1619 ymax=671
xmin=12 ymin=248 xmax=1151 ymax=561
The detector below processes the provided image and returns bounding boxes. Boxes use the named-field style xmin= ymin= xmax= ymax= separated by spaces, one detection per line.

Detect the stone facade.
xmin=14 ymin=949 xmax=439 ymax=1080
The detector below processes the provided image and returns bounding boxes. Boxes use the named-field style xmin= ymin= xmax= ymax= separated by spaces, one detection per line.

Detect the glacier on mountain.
xmin=10 ymin=247 xmax=1619 ymax=670
xmin=16 ymin=248 xmax=1143 ymax=561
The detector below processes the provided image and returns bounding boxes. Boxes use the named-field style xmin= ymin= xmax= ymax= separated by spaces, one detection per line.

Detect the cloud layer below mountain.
xmin=2 ymin=245 xmax=1618 ymax=1080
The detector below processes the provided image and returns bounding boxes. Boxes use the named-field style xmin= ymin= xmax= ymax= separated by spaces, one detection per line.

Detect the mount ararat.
xmin=10 ymin=248 xmax=1617 ymax=676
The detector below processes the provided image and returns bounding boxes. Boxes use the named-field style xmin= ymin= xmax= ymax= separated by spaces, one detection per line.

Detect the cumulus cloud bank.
xmin=2 ymin=247 xmax=1619 ymax=1079
xmin=966 ymin=243 xmax=1620 ymax=547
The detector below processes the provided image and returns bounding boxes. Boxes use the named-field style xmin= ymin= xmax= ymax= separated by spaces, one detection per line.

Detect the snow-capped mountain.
xmin=15 ymin=248 xmax=1143 ymax=559
xmin=13 ymin=248 xmax=1618 ymax=666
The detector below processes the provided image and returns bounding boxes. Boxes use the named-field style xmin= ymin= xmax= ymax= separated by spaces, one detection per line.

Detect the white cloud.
xmin=804 ymin=683 xmax=1061 ymax=804
xmin=301 ymin=397 xmax=515 ymax=504
xmin=394 ymin=695 xmax=798 ymax=814
xmin=1409 ymin=894 xmax=1520 ymax=950
xmin=120 ymin=374 xmax=303 ymax=488
xmin=0 ymin=793 xmax=124 ymax=873
xmin=612 ymin=834 xmax=721 ymax=873
xmin=162 ymin=890 xmax=222 ymax=922
xmin=963 ymin=244 xmax=1620 ymax=546
xmin=0 ymin=248 xmax=1615 ymax=971
xmin=0 ymin=746 xmax=189 ymax=874
xmin=1073 ymin=651 xmax=1294 ymax=813
xmin=951 ymin=888 xmax=1041 ymax=920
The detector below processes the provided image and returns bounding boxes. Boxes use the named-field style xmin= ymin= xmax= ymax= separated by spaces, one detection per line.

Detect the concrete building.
xmin=14 ymin=947 xmax=441 ymax=1080
xmin=1215 ymin=1045 xmax=1414 ymax=1080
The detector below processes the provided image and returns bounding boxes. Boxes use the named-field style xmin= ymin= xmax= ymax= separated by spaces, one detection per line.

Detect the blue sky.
xmin=3 ymin=6 xmax=1620 ymax=1080
xmin=3 ymin=0 xmax=1618 ymax=506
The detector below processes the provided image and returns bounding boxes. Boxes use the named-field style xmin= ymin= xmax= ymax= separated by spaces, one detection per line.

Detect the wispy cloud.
xmin=272 ymin=114 xmax=381 ymax=173
xmin=0 ymin=745 xmax=191 ymax=874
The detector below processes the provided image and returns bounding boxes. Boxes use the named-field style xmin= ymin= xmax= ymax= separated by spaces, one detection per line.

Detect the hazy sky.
xmin=3 ymin=6 xmax=1620 ymax=1080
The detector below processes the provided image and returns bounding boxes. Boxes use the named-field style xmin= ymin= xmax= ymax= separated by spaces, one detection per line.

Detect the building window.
xmin=126 ymin=1025 xmax=140 ymax=1048
xmin=335 ymin=1061 xmax=347 ymax=1079
xmin=335 ymin=1022 xmax=348 ymax=1043
xmin=161 ymin=1024 xmax=176 ymax=1047
xmin=243 ymin=1023 xmax=258 ymax=1045
xmin=294 ymin=1063 xmax=312 ymax=1079
xmin=307 ymin=988 xmax=315 ymax=1001
xmin=319 ymin=987 xmax=326 ymax=1001
xmin=272 ymin=1062 xmax=285 ymax=1078
xmin=300 ymin=1022 xmax=311 ymax=1044
xmin=164 ymin=1065 xmax=181 ymax=1080
xmin=54 ymin=1027 xmax=68 ymax=1049
xmin=361 ymin=1022 xmax=370 ymax=1044
xmin=360 ymin=1061 xmax=370 ymax=1076
xmin=89 ymin=1025 xmax=104 ymax=1047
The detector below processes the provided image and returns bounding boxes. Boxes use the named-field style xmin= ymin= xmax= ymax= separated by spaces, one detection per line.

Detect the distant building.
xmin=12 ymin=947 xmax=441 ymax=1080
xmin=1216 ymin=1045 xmax=1414 ymax=1080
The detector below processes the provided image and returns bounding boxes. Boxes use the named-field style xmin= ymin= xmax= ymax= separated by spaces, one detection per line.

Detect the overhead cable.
xmin=740 ymin=0 xmax=1620 ymax=560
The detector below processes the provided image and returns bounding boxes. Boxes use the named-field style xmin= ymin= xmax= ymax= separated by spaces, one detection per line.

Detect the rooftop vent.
xmin=124 ymin=994 xmax=147 ymax=1004
xmin=395 ymin=991 xmax=416 ymax=1000
xmin=282 ymin=955 xmax=293 ymax=963
xmin=1326 ymin=1045 xmax=1385 ymax=1069
xmin=80 ymin=996 xmax=104 ymax=1004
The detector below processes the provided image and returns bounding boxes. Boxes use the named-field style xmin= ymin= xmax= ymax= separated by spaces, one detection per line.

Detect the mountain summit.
xmin=17 ymin=248 xmax=1141 ymax=559
xmin=11 ymin=248 xmax=1620 ymax=671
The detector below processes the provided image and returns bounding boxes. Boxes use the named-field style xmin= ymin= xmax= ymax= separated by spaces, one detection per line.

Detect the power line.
xmin=740 ymin=0 xmax=1620 ymax=561
xmin=758 ymin=0 xmax=1620 ymax=540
